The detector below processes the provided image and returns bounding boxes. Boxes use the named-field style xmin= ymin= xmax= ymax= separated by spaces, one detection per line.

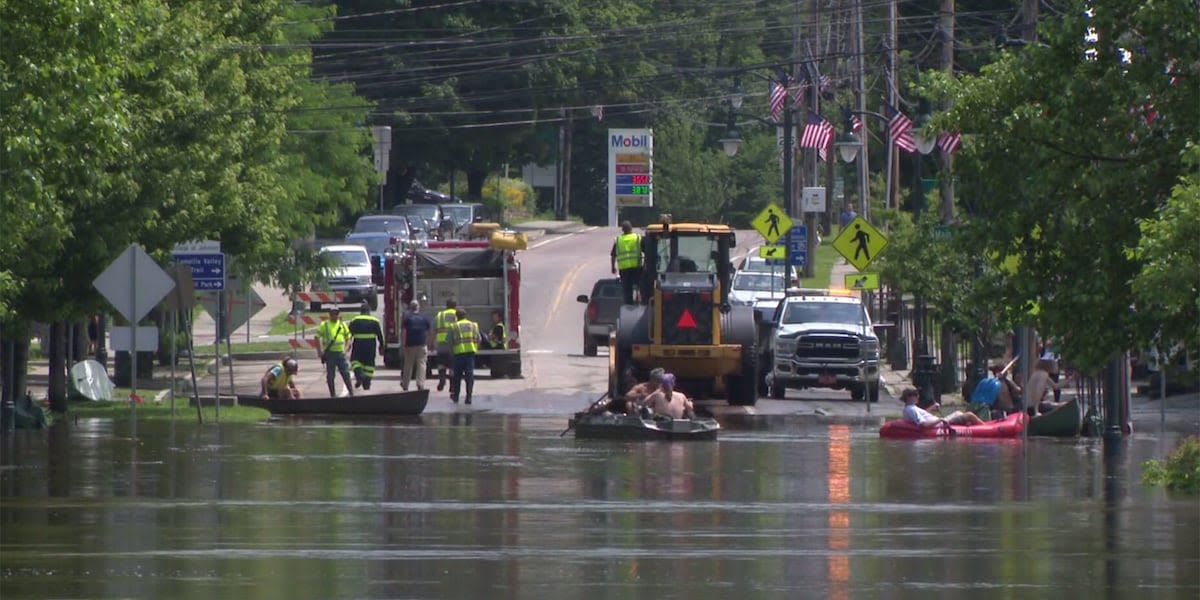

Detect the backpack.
xmin=971 ymin=377 xmax=1001 ymax=406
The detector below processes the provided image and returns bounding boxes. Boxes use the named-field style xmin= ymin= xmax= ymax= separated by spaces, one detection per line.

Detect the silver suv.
xmin=576 ymin=278 xmax=622 ymax=357
xmin=768 ymin=289 xmax=880 ymax=402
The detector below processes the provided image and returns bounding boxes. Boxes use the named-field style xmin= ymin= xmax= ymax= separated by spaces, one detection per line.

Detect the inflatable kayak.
xmin=879 ymin=410 xmax=1028 ymax=439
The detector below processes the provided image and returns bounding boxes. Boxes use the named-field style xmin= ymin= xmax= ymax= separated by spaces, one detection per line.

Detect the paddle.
xmin=560 ymin=391 xmax=611 ymax=436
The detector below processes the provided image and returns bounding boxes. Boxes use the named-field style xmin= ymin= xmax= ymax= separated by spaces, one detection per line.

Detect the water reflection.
xmin=1 ymin=414 xmax=1196 ymax=599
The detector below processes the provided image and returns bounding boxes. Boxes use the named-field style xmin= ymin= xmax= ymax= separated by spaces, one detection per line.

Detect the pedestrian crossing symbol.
xmin=844 ymin=272 xmax=880 ymax=290
xmin=751 ymin=203 xmax=792 ymax=244
xmin=832 ymin=217 xmax=887 ymax=271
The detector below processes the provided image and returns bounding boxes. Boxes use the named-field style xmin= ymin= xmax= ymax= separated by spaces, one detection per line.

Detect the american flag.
xmin=884 ymin=102 xmax=917 ymax=153
xmin=799 ymin=111 xmax=834 ymax=161
xmin=850 ymin=114 xmax=863 ymax=134
xmin=937 ymin=131 xmax=962 ymax=154
xmin=790 ymin=78 xmax=806 ymax=107
xmin=592 ymin=105 xmax=604 ymax=122
xmin=769 ymin=78 xmax=787 ymax=122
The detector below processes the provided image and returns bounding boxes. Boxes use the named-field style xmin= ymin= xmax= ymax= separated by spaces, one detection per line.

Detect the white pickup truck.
xmin=766 ymin=288 xmax=881 ymax=402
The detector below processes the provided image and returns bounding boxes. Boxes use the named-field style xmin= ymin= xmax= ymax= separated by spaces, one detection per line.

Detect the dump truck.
xmin=609 ymin=219 xmax=760 ymax=405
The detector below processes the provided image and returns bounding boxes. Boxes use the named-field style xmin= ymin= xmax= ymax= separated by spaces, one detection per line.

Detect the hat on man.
xmin=661 ymin=373 xmax=676 ymax=388
xmin=360 ymin=301 xmax=372 ymax=314
xmin=328 ymin=306 xmax=340 ymax=314
xmin=409 ymin=300 xmax=420 ymax=311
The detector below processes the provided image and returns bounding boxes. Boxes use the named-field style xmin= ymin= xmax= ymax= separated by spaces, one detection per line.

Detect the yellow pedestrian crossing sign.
xmin=758 ymin=244 xmax=785 ymax=260
xmin=832 ymin=217 xmax=887 ymax=271
xmin=844 ymin=272 xmax=880 ymax=290
xmin=751 ymin=203 xmax=792 ymax=244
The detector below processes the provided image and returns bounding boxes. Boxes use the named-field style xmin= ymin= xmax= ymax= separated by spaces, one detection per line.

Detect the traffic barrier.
xmin=287 ymin=314 xmax=327 ymax=326
xmin=289 ymin=338 xmax=320 ymax=350
xmin=295 ymin=291 xmax=345 ymax=304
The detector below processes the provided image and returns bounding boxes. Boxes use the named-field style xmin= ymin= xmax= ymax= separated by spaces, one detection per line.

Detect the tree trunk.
xmin=466 ymin=169 xmax=486 ymax=202
xmin=48 ymin=322 xmax=68 ymax=413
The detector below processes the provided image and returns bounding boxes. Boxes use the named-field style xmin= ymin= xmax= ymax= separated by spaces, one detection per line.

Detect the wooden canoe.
xmin=236 ymin=389 xmax=429 ymax=416
xmin=569 ymin=412 xmax=720 ymax=441
xmin=1028 ymin=396 xmax=1082 ymax=437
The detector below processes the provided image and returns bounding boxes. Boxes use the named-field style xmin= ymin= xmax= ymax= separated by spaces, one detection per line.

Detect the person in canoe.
xmin=902 ymin=387 xmax=984 ymax=428
xmin=643 ymin=373 xmax=695 ymax=420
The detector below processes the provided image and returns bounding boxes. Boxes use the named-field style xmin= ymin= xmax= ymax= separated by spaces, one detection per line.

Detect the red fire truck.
xmin=382 ymin=239 xmax=522 ymax=378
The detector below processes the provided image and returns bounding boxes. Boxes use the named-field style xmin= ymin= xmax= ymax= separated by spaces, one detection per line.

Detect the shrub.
xmin=1143 ymin=436 xmax=1200 ymax=494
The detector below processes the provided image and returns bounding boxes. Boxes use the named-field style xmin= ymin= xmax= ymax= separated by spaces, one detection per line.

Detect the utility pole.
xmin=1022 ymin=0 xmax=1039 ymax=43
xmin=938 ymin=0 xmax=955 ymax=226
xmin=886 ymin=0 xmax=899 ymax=210
xmin=855 ymin=0 xmax=870 ymax=223
xmin=801 ymin=0 xmax=818 ymax=279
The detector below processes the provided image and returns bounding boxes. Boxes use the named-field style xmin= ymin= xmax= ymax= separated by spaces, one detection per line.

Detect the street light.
xmin=718 ymin=69 xmax=797 ymax=279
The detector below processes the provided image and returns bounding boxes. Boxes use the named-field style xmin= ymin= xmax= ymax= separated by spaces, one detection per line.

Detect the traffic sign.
xmin=758 ymin=245 xmax=785 ymax=260
xmin=751 ymin=203 xmax=792 ymax=244
xmin=832 ymin=217 xmax=888 ymax=271
xmin=199 ymin=279 xmax=266 ymax=338
xmin=93 ymin=243 xmax=176 ymax=323
xmin=787 ymin=225 xmax=807 ymax=267
xmin=173 ymin=252 xmax=225 ymax=290
xmin=845 ymin=272 xmax=880 ymax=290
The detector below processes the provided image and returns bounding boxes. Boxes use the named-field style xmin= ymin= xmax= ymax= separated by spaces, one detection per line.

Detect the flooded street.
xmin=2 ymin=415 xmax=1197 ymax=598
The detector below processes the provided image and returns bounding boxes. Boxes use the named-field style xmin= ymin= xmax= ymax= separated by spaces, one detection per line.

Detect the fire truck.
xmin=381 ymin=237 xmax=523 ymax=378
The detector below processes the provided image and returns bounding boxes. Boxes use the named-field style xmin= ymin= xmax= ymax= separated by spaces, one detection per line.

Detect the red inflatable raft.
xmin=879 ymin=410 xmax=1028 ymax=439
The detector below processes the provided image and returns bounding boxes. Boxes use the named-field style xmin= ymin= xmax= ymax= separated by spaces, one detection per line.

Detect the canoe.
xmin=236 ymin=389 xmax=429 ymax=416
xmin=569 ymin=412 xmax=720 ymax=441
xmin=879 ymin=410 xmax=1027 ymax=439
xmin=1028 ymin=396 xmax=1082 ymax=437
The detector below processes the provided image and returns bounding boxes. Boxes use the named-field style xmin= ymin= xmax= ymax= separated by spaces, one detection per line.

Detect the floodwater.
xmin=1 ymin=414 xmax=1197 ymax=599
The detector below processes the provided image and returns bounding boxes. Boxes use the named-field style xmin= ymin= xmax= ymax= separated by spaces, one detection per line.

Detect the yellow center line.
xmin=545 ymin=262 xmax=584 ymax=332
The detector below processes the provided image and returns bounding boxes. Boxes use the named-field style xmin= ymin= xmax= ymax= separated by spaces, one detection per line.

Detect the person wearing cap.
xmin=643 ymin=373 xmax=694 ymax=419
xmin=348 ymin=301 xmax=385 ymax=390
xmin=317 ymin=306 xmax=354 ymax=397
xmin=400 ymin=299 xmax=433 ymax=391
xmin=260 ymin=358 xmax=301 ymax=400
xmin=433 ymin=299 xmax=458 ymax=391
xmin=610 ymin=220 xmax=644 ymax=305
xmin=618 ymin=368 xmax=665 ymax=414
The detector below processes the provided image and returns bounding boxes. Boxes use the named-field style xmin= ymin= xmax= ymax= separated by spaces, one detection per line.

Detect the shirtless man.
xmin=644 ymin=373 xmax=694 ymax=419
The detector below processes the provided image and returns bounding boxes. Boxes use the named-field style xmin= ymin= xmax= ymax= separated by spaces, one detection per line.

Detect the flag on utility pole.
xmin=799 ymin=111 xmax=834 ymax=161
xmin=937 ymin=131 xmax=962 ymax=154
xmin=884 ymin=102 xmax=917 ymax=153
xmin=769 ymin=78 xmax=787 ymax=123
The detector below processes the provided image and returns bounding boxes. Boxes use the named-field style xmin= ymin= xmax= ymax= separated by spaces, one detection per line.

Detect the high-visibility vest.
xmin=435 ymin=308 xmax=457 ymax=344
xmin=615 ymin=233 xmax=642 ymax=270
xmin=266 ymin=364 xmax=291 ymax=391
xmin=451 ymin=320 xmax=480 ymax=355
xmin=317 ymin=319 xmax=351 ymax=352
xmin=490 ymin=322 xmax=507 ymax=348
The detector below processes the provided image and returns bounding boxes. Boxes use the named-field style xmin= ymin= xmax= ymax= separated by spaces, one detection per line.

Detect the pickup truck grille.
xmin=661 ymin=294 xmax=713 ymax=345
xmin=795 ymin=335 xmax=860 ymax=360
xmin=327 ymin=277 xmax=358 ymax=286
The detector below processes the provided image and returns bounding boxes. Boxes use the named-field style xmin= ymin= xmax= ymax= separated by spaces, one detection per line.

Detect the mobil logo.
xmin=610 ymin=133 xmax=650 ymax=148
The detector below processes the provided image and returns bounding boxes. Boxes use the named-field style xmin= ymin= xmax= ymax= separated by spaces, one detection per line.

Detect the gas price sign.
xmin=608 ymin=129 xmax=653 ymax=211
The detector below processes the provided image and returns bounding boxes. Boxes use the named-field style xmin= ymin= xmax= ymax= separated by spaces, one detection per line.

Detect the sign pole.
xmin=128 ymin=248 xmax=138 ymax=440
xmin=214 ymin=293 xmax=221 ymax=421
xmin=170 ymin=309 xmax=177 ymax=418
xmin=225 ymin=291 xmax=236 ymax=401
xmin=185 ymin=306 xmax=202 ymax=424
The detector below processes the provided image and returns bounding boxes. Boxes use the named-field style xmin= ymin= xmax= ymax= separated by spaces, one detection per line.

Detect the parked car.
xmin=439 ymin=202 xmax=499 ymax=239
xmin=407 ymin=181 xmax=458 ymax=204
xmin=576 ymin=278 xmax=623 ymax=357
xmin=729 ymin=270 xmax=789 ymax=307
xmin=312 ymin=245 xmax=377 ymax=311
xmin=353 ymin=214 xmax=411 ymax=236
xmin=391 ymin=203 xmax=449 ymax=240
xmin=344 ymin=231 xmax=395 ymax=287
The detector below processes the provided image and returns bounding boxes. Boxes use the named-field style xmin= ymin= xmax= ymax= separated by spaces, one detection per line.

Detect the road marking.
xmin=526 ymin=349 xmax=555 ymax=354
xmin=529 ymin=226 xmax=596 ymax=250
xmin=546 ymin=262 xmax=584 ymax=331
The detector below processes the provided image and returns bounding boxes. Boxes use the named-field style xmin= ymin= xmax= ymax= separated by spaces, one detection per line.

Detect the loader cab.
xmin=640 ymin=220 xmax=736 ymax=307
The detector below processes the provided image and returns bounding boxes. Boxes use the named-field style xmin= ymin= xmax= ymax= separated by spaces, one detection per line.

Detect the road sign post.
xmin=92 ymin=243 xmax=176 ymax=437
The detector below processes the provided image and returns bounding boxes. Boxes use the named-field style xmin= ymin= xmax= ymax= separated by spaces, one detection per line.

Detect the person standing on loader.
xmin=348 ymin=301 xmax=385 ymax=390
xmin=434 ymin=299 xmax=458 ymax=391
xmin=610 ymin=220 xmax=644 ymax=305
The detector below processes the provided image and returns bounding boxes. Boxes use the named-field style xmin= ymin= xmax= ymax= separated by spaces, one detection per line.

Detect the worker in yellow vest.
xmin=260 ymin=358 xmax=301 ymax=400
xmin=610 ymin=220 xmax=644 ymax=304
xmin=316 ymin=306 xmax=354 ymax=397
xmin=449 ymin=309 xmax=486 ymax=405
xmin=433 ymin=299 xmax=458 ymax=391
